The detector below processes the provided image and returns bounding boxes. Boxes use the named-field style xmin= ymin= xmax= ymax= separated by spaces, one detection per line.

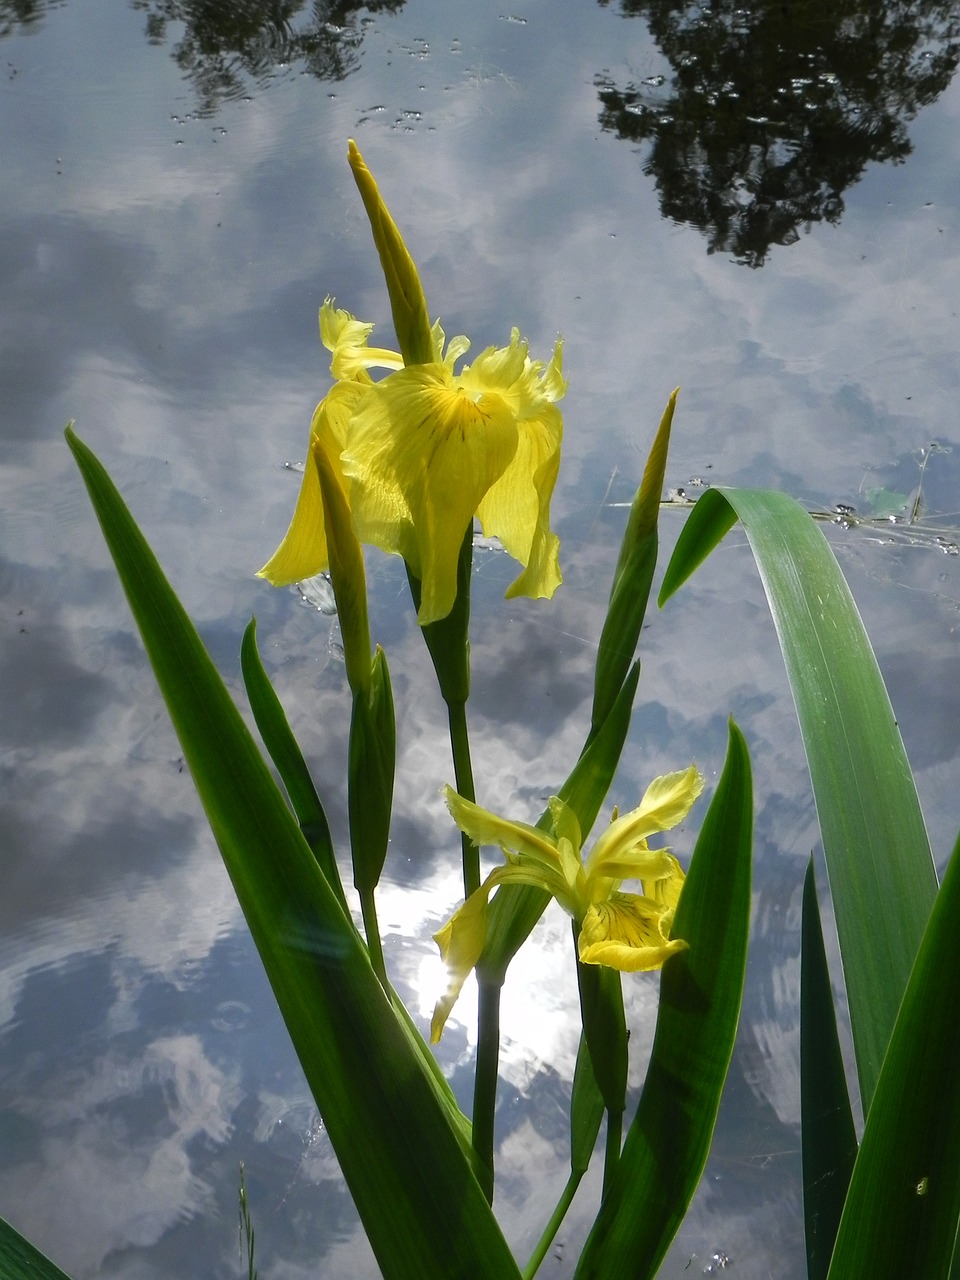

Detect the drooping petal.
xmin=481 ymin=407 xmax=563 ymax=601
xmin=583 ymin=765 xmax=703 ymax=882
xmin=577 ymin=892 xmax=688 ymax=971
xmin=431 ymin=883 xmax=490 ymax=1043
xmin=430 ymin=861 xmax=553 ymax=1042
xmin=474 ymin=337 xmax=565 ymax=603
xmin=344 ymin=366 xmax=519 ymax=623
xmin=647 ymin=851 xmax=686 ymax=910
xmin=257 ymin=383 xmax=362 ymax=586
xmin=257 ymin=433 xmax=327 ymax=586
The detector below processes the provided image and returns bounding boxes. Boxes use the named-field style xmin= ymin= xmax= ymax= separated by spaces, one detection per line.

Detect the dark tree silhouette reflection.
xmin=596 ymin=1 xmax=960 ymax=266
xmin=130 ymin=0 xmax=404 ymax=115
xmin=1 ymin=0 xmax=66 ymax=37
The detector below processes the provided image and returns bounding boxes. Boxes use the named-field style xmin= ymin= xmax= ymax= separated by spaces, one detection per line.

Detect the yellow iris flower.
xmin=430 ymin=765 xmax=704 ymax=1042
xmin=259 ymin=146 xmax=566 ymax=626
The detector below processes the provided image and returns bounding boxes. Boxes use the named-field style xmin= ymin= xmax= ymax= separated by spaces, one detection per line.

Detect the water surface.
xmin=2 ymin=2 xmax=959 ymax=1276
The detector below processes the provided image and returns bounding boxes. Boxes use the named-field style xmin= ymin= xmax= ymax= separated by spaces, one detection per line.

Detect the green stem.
xmin=358 ymin=886 xmax=388 ymax=991
xmin=472 ymin=975 xmax=500 ymax=1200
xmin=447 ymin=698 xmax=480 ymax=897
xmin=601 ymin=1107 xmax=623 ymax=1200
xmin=522 ymin=1168 xmax=583 ymax=1279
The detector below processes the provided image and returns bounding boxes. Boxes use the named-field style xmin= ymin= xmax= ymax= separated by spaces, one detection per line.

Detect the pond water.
xmin=2 ymin=1 xmax=960 ymax=1277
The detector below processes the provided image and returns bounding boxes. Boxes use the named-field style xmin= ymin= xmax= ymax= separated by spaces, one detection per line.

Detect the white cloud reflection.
xmin=2 ymin=0 xmax=960 ymax=1276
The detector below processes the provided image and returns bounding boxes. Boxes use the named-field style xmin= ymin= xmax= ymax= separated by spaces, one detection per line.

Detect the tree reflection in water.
xmin=130 ymin=0 xmax=404 ymax=114
xmin=596 ymin=0 xmax=960 ymax=266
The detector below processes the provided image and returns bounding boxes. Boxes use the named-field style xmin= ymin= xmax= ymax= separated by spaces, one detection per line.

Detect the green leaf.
xmin=349 ymin=645 xmax=396 ymax=895
xmin=239 ymin=618 xmax=346 ymax=911
xmin=574 ymin=719 xmax=753 ymax=1280
xmin=589 ymin=390 xmax=677 ymax=739
xmin=0 ymin=1217 xmax=73 ymax=1280
xmin=660 ymin=487 xmax=937 ymax=1110
xmin=801 ymin=859 xmax=857 ymax=1280
xmin=66 ymin=426 xmax=520 ymax=1280
xmin=826 ymin=831 xmax=960 ymax=1279
xmin=575 ymin=944 xmax=627 ymax=1120
xmin=570 ymin=1033 xmax=605 ymax=1177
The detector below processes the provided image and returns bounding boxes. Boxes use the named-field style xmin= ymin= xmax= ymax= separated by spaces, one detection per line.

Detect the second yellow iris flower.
xmin=430 ymin=765 xmax=704 ymax=1041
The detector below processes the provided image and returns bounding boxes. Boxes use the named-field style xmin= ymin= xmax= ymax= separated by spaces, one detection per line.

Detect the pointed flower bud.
xmin=347 ymin=139 xmax=434 ymax=367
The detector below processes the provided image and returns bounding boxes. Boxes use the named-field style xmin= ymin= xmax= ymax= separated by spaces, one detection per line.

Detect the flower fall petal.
xmin=578 ymin=892 xmax=688 ymax=971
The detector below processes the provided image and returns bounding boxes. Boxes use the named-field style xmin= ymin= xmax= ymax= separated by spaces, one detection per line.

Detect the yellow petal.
xmin=577 ymin=893 xmax=688 ymax=972
xmin=319 ymin=299 xmax=405 ymax=382
xmin=344 ymin=366 xmax=519 ymax=624
xmin=257 ymin=382 xmax=361 ymax=586
xmin=257 ymin=432 xmax=327 ymax=586
xmin=647 ymin=852 xmax=685 ymax=913
xmin=444 ymin=785 xmax=559 ymax=870
xmin=430 ymin=855 xmax=573 ymax=1042
xmin=633 ymin=765 xmax=705 ymax=831
xmin=431 ymin=885 xmax=490 ymax=1043
xmin=474 ymin=337 xmax=565 ymax=603
xmin=481 ymin=408 xmax=563 ymax=600
xmin=547 ymin=795 xmax=581 ymax=851
xmin=584 ymin=766 xmax=703 ymax=882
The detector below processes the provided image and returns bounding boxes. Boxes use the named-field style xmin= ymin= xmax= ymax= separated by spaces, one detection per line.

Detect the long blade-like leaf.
xmin=589 ymin=390 xmax=677 ymax=739
xmin=660 ymin=487 xmax=937 ymax=1110
xmin=574 ymin=719 xmax=753 ymax=1280
xmin=66 ymin=427 xmax=520 ymax=1280
xmin=826 ymin=832 xmax=960 ymax=1279
xmin=801 ymin=859 xmax=857 ymax=1280
xmin=240 ymin=618 xmax=346 ymax=910
xmin=0 ymin=1217 xmax=72 ymax=1280
xmin=241 ymin=619 xmax=472 ymax=1155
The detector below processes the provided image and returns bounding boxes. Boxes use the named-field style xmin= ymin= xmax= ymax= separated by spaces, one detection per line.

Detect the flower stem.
xmin=472 ymin=974 xmax=501 ymax=1200
xmin=522 ymin=1168 xmax=583 ymax=1279
xmin=359 ymin=886 xmax=388 ymax=991
xmin=447 ymin=698 xmax=480 ymax=897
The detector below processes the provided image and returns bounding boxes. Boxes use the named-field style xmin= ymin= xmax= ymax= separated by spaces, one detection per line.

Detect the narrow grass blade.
xmin=590 ymin=390 xmax=677 ymax=739
xmin=66 ymin=427 xmax=520 ymax=1280
xmin=349 ymin=645 xmax=396 ymax=896
xmin=522 ymin=1037 xmax=604 ymax=1280
xmin=0 ymin=1217 xmax=72 ymax=1280
xmin=826 ymin=832 xmax=960 ymax=1279
xmin=660 ymin=487 xmax=937 ymax=1110
xmin=240 ymin=618 xmax=346 ymax=911
xmin=575 ymin=946 xmax=627 ymax=1120
xmin=574 ymin=719 xmax=753 ymax=1280
xmin=801 ymin=859 xmax=857 ymax=1280
xmin=570 ymin=1032 xmax=606 ymax=1177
